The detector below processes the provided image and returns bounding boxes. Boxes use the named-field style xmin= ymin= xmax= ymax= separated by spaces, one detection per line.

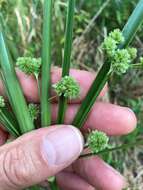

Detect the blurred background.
xmin=0 ymin=0 xmax=143 ymax=189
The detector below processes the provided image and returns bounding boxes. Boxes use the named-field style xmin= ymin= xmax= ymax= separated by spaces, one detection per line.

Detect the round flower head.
xmin=53 ymin=76 xmax=80 ymax=99
xmin=16 ymin=57 xmax=41 ymax=75
xmin=102 ymin=37 xmax=117 ymax=57
xmin=111 ymin=49 xmax=131 ymax=75
xmin=87 ymin=130 xmax=109 ymax=153
xmin=127 ymin=47 xmax=137 ymax=60
xmin=0 ymin=96 xmax=5 ymax=107
xmin=109 ymin=29 xmax=124 ymax=44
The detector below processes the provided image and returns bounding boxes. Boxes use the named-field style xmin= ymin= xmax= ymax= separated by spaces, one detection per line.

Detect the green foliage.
xmin=53 ymin=76 xmax=80 ymax=99
xmin=87 ymin=130 xmax=109 ymax=153
xmin=16 ymin=57 xmax=41 ymax=76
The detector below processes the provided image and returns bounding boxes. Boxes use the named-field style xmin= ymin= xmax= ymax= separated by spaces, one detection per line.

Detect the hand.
xmin=0 ymin=67 xmax=136 ymax=190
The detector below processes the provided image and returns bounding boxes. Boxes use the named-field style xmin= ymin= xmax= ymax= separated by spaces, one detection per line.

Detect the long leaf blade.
xmin=0 ymin=31 xmax=34 ymax=133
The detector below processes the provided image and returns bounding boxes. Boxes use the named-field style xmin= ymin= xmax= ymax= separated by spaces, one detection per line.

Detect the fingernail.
xmin=42 ymin=126 xmax=84 ymax=166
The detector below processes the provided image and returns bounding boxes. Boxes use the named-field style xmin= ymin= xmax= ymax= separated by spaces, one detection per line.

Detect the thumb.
xmin=0 ymin=125 xmax=84 ymax=190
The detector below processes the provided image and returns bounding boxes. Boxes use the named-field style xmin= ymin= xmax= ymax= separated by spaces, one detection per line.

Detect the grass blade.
xmin=0 ymin=30 xmax=34 ymax=133
xmin=72 ymin=0 xmax=143 ymax=128
xmin=41 ymin=0 xmax=53 ymax=127
xmin=0 ymin=107 xmax=20 ymax=137
xmin=57 ymin=0 xmax=75 ymax=124
xmin=120 ymin=0 xmax=143 ymax=48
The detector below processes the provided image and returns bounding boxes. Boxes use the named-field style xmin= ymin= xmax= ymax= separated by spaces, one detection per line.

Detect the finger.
xmin=56 ymin=172 xmax=94 ymax=190
xmin=0 ymin=125 xmax=83 ymax=189
xmin=73 ymin=156 xmax=127 ymax=190
xmin=0 ymin=68 xmax=107 ymax=103
xmin=52 ymin=102 xmax=137 ymax=135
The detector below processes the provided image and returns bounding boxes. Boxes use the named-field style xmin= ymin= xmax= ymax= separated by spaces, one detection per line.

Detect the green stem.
xmin=130 ymin=63 xmax=143 ymax=69
xmin=57 ymin=0 xmax=75 ymax=124
xmin=49 ymin=180 xmax=60 ymax=190
xmin=80 ymin=140 xmax=143 ymax=158
xmin=72 ymin=0 xmax=143 ymax=128
xmin=41 ymin=0 xmax=53 ymax=127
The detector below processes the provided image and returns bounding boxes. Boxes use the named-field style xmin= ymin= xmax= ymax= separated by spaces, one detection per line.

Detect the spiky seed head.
xmin=28 ymin=104 xmax=39 ymax=122
xmin=111 ymin=49 xmax=131 ymax=75
xmin=0 ymin=96 xmax=5 ymax=107
xmin=53 ymin=76 xmax=80 ymax=99
xmin=102 ymin=37 xmax=117 ymax=57
xmin=87 ymin=130 xmax=109 ymax=153
xmin=109 ymin=29 xmax=124 ymax=44
xmin=16 ymin=57 xmax=41 ymax=75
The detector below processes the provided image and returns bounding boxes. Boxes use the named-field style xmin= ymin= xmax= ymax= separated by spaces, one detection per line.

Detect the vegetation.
xmin=0 ymin=0 xmax=143 ymax=189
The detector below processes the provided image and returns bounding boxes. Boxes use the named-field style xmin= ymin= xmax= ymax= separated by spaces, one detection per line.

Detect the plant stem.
xmin=130 ymin=63 xmax=143 ymax=69
xmin=80 ymin=140 xmax=143 ymax=158
xmin=57 ymin=0 xmax=75 ymax=124
xmin=41 ymin=0 xmax=53 ymax=127
xmin=72 ymin=0 xmax=143 ymax=128
xmin=0 ymin=30 xmax=35 ymax=134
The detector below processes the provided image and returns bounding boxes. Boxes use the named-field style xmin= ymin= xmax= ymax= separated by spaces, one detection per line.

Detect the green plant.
xmin=57 ymin=0 xmax=75 ymax=124
xmin=86 ymin=130 xmax=109 ymax=153
xmin=41 ymin=0 xmax=53 ymax=127
xmin=72 ymin=0 xmax=143 ymax=129
xmin=0 ymin=0 xmax=143 ymax=189
xmin=53 ymin=76 xmax=80 ymax=99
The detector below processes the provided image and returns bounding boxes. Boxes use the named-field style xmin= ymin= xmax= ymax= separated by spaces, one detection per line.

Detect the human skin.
xmin=0 ymin=68 xmax=137 ymax=190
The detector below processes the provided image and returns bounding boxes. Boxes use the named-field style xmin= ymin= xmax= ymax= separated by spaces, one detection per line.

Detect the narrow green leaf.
xmin=57 ymin=0 xmax=75 ymax=124
xmin=0 ymin=108 xmax=20 ymax=137
xmin=72 ymin=0 xmax=143 ymax=128
xmin=120 ymin=0 xmax=143 ymax=48
xmin=72 ymin=63 xmax=111 ymax=128
xmin=41 ymin=0 xmax=53 ymax=127
xmin=0 ymin=31 xmax=35 ymax=134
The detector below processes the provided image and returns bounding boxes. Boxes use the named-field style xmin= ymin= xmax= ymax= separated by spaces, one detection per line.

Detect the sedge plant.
xmin=0 ymin=0 xmax=143 ymax=190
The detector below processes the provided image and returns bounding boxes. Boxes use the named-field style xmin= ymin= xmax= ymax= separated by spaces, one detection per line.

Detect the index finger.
xmin=0 ymin=67 xmax=107 ymax=103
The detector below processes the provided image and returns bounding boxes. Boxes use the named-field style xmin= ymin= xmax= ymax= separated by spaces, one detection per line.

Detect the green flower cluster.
xmin=28 ymin=104 xmax=39 ymax=122
xmin=87 ymin=130 xmax=109 ymax=153
xmin=0 ymin=96 xmax=5 ymax=108
xmin=102 ymin=29 xmax=137 ymax=75
xmin=16 ymin=57 xmax=41 ymax=76
xmin=53 ymin=76 xmax=80 ymax=99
